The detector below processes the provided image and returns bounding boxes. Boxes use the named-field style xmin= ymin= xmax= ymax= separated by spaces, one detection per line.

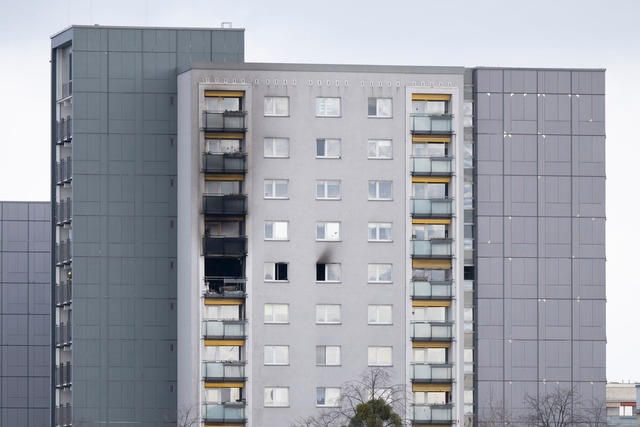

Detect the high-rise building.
xmin=50 ymin=25 xmax=605 ymax=427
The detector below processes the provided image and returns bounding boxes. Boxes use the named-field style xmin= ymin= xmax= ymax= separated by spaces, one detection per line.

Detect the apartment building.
xmin=50 ymin=25 xmax=605 ymax=427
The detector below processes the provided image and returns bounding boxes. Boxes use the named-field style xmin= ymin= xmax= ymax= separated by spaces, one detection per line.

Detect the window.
xmin=264 ymin=138 xmax=290 ymax=158
xmin=412 ymin=182 xmax=447 ymax=199
xmin=264 ymin=262 xmax=289 ymax=281
xmin=316 ymin=263 xmax=341 ymax=282
xmin=316 ymin=180 xmax=341 ymax=200
xmin=317 ymin=387 xmax=341 ymax=407
xmin=316 ymin=138 xmax=341 ymax=158
xmin=264 ymin=387 xmax=289 ymax=407
xmin=316 ymin=346 xmax=341 ymax=366
xmin=368 ymin=181 xmax=392 ymax=200
xmin=412 ymin=142 xmax=447 ymax=157
xmin=413 ymin=306 xmax=447 ymax=322
xmin=368 ymin=346 xmax=393 ymax=366
xmin=368 ymin=139 xmax=392 ymax=159
xmin=368 ymin=222 xmax=392 ymax=242
xmin=317 ymin=222 xmax=341 ymax=241
xmin=316 ymin=304 xmax=341 ymax=324
xmin=413 ymin=100 xmax=449 ymax=115
xmin=412 ymin=224 xmax=447 ymax=240
xmin=316 ymin=97 xmax=341 ymax=117
xmin=205 ymin=138 xmax=241 ymax=154
xmin=205 ymin=96 xmax=240 ymax=112
xmin=265 ymin=221 xmax=289 ymax=240
xmin=264 ymin=180 xmax=289 ymax=199
xmin=264 ymin=304 xmax=289 ymax=323
xmin=368 ymin=98 xmax=392 ymax=118
xmin=367 ymin=264 xmax=392 ymax=283
xmin=264 ymin=97 xmax=289 ymax=116
xmin=264 ymin=346 xmax=290 ymax=365
xmin=620 ymin=405 xmax=635 ymax=417
xmin=368 ymin=305 xmax=392 ymax=325
xmin=413 ymin=347 xmax=447 ymax=363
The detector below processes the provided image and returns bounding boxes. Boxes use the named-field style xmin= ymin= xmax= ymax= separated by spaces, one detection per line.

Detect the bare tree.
xmin=166 ymin=403 xmax=200 ymax=427
xmin=521 ymin=385 xmax=605 ymax=427
xmin=478 ymin=389 xmax=513 ymax=427
xmin=575 ymin=399 xmax=606 ymax=427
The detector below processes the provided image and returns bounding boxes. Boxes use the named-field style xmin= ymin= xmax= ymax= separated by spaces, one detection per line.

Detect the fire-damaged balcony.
xmin=203 ymin=319 xmax=247 ymax=340
xmin=411 ymin=280 xmax=453 ymax=300
xmin=203 ymin=111 xmax=247 ymax=133
xmin=202 ymin=402 xmax=246 ymax=424
xmin=411 ymin=239 xmax=453 ymax=258
xmin=410 ymin=114 xmax=453 ymax=135
xmin=203 ymin=236 xmax=247 ymax=257
xmin=203 ymin=361 xmax=246 ymax=382
xmin=410 ymin=156 xmax=453 ymax=176
xmin=203 ymin=152 xmax=247 ymax=174
xmin=203 ymin=194 xmax=247 ymax=217
xmin=205 ymin=277 xmax=246 ymax=298
xmin=411 ymin=321 xmax=453 ymax=342
xmin=411 ymin=363 xmax=453 ymax=383
xmin=412 ymin=404 xmax=453 ymax=424
xmin=411 ymin=198 xmax=453 ymax=218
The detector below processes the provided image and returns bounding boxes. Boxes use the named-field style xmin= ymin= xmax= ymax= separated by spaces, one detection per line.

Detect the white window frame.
xmin=264 ymin=97 xmax=289 ymax=117
xmin=316 ymin=263 xmax=341 ymax=283
xmin=316 ymin=180 xmax=341 ymax=200
xmin=264 ymin=221 xmax=289 ymax=240
xmin=367 ymin=346 xmax=393 ymax=366
xmin=264 ymin=387 xmax=289 ymax=407
xmin=367 ymin=139 xmax=393 ymax=159
xmin=316 ymin=222 xmax=341 ymax=241
xmin=264 ymin=262 xmax=288 ymax=282
xmin=368 ymin=180 xmax=393 ymax=200
xmin=316 ymin=304 xmax=342 ymax=324
xmin=264 ymin=303 xmax=289 ymax=324
xmin=264 ymin=137 xmax=290 ymax=158
xmin=316 ymin=346 xmax=341 ymax=366
xmin=316 ymin=138 xmax=341 ymax=158
xmin=264 ymin=345 xmax=290 ymax=365
xmin=368 ymin=222 xmax=392 ymax=242
xmin=368 ymin=97 xmax=392 ymax=118
xmin=368 ymin=305 xmax=393 ymax=325
xmin=367 ymin=263 xmax=392 ymax=283
xmin=316 ymin=97 xmax=341 ymax=117
xmin=264 ymin=179 xmax=289 ymax=199
xmin=316 ymin=387 xmax=341 ymax=407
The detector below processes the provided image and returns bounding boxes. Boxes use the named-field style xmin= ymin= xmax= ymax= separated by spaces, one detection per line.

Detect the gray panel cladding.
xmin=473 ymin=68 xmax=605 ymax=418
xmin=0 ymin=202 xmax=51 ymax=427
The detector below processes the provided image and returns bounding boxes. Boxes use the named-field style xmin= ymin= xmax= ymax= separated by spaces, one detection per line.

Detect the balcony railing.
xmin=203 ymin=194 xmax=248 ymax=216
xmin=411 ymin=156 xmax=453 ymax=176
xmin=56 ymin=322 xmax=72 ymax=347
xmin=203 ymin=319 xmax=247 ymax=340
xmin=411 ymin=198 xmax=453 ymax=218
xmin=56 ymin=281 xmax=72 ymax=306
xmin=202 ymin=402 xmax=246 ymax=423
xmin=56 ymin=198 xmax=72 ymax=226
xmin=410 ymin=114 xmax=453 ymax=135
xmin=411 ymin=321 xmax=453 ymax=342
xmin=56 ymin=116 xmax=72 ymax=144
xmin=55 ymin=362 xmax=72 ymax=388
xmin=204 ymin=277 xmax=246 ymax=298
xmin=411 ymin=239 xmax=453 ymax=258
xmin=412 ymin=363 xmax=453 ymax=383
xmin=56 ymin=403 xmax=72 ymax=427
xmin=411 ymin=280 xmax=453 ymax=300
xmin=203 ymin=361 xmax=246 ymax=381
xmin=203 ymin=111 xmax=247 ymax=132
xmin=203 ymin=236 xmax=247 ymax=257
xmin=56 ymin=239 xmax=72 ymax=265
xmin=203 ymin=152 xmax=247 ymax=174
xmin=56 ymin=157 xmax=73 ymax=185
xmin=412 ymin=404 xmax=453 ymax=424
xmin=61 ymin=81 xmax=73 ymax=99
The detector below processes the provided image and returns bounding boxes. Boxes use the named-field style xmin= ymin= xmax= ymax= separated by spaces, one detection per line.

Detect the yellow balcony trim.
xmin=204 ymin=132 xmax=245 ymax=140
xmin=412 ymin=136 xmax=451 ymax=143
xmin=205 ymin=339 xmax=245 ymax=346
xmin=412 ymin=177 xmax=451 ymax=184
xmin=205 ymin=174 xmax=245 ymax=181
xmin=205 ymin=382 xmax=245 ymax=388
xmin=413 ymin=383 xmax=452 ymax=392
xmin=412 ymin=300 xmax=452 ymax=308
xmin=412 ymin=94 xmax=451 ymax=101
xmin=204 ymin=90 xmax=244 ymax=98
xmin=205 ymin=299 xmax=244 ymax=306
xmin=412 ymin=259 xmax=452 ymax=269
xmin=412 ymin=219 xmax=451 ymax=225
xmin=412 ymin=342 xmax=451 ymax=349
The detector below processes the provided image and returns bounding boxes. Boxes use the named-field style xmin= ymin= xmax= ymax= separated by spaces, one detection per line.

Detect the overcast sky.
xmin=0 ymin=0 xmax=637 ymax=382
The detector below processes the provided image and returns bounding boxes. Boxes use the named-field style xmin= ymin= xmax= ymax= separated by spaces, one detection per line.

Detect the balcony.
xmin=205 ymin=277 xmax=246 ymax=298
xmin=203 ymin=319 xmax=247 ymax=340
xmin=411 ymin=239 xmax=453 ymax=258
xmin=55 ymin=362 xmax=72 ymax=388
xmin=203 ymin=152 xmax=247 ymax=174
xmin=411 ymin=280 xmax=453 ymax=300
xmin=56 ymin=239 xmax=72 ymax=265
xmin=410 ymin=114 xmax=453 ymax=135
xmin=203 ymin=194 xmax=247 ymax=217
xmin=56 ymin=322 xmax=72 ymax=347
xmin=61 ymin=81 xmax=73 ymax=99
xmin=56 ymin=198 xmax=72 ymax=226
xmin=56 ymin=403 xmax=72 ymax=427
xmin=203 ymin=361 xmax=246 ymax=382
xmin=411 ymin=156 xmax=453 ymax=176
xmin=411 ymin=321 xmax=453 ymax=342
xmin=412 ymin=404 xmax=453 ymax=424
xmin=411 ymin=198 xmax=453 ymax=218
xmin=203 ymin=111 xmax=247 ymax=133
xmin=56 ymin=116 xmax=72 ymax=144
xmin=203 ymin=236 xmax=247 ymax=257
xmin=56 ymin=157 xmax=72 ymax=185
xmin=411 ymin=363 xmax=453 ymax=383
xmin=56 ymin=281 xmax=72 ymax=306
xmin=202 ymin=402 xmax=246 ymax=424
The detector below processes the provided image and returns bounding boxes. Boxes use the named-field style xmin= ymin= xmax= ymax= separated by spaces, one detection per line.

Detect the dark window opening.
xmin=464 ymin=266 xmax=475 ymax=280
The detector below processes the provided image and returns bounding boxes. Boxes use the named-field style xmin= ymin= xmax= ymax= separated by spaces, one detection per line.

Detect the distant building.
xmin=607 ymin=383 xmax=640 ymax=426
